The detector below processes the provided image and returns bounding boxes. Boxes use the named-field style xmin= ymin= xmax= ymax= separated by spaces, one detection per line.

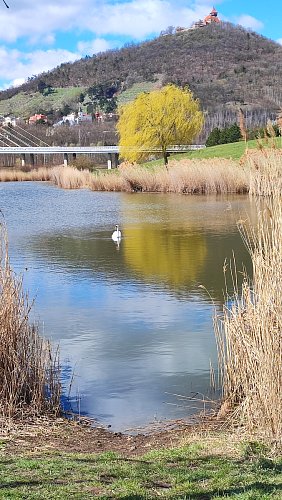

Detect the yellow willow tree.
xmin=117 ymin=84 xmax=204 ymax=166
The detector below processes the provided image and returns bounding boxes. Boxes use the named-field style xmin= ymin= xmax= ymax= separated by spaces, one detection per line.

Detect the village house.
xmin=54 ymin=110 xmax=93 ymax=127
xmin=77 ymin=110 xmax=92 ymax=124
xmin=28 ymin=113 xmax=48 ymax=125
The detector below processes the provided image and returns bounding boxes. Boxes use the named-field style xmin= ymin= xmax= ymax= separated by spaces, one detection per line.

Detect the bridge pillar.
xmin=21 ymin=154 xmax=26 ymax=168
xmin=107 ymin=153 xmax=112 ymax=170
xmin=113 ymin=153 xmax=119 ymax=168
xmin=63 ymin=153 xmax=68 ymax=167
xmin=30 ymin=154 xmax=35 ymax=167
xmin=72 ymin=153 xmax=77 ymax=162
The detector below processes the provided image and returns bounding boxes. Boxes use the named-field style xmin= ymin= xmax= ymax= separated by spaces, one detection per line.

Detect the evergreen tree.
xmin=206 ymin=127 xmax=221 ymax=147
xmin=219 ymin=128 xmax=230 ymax=144
xmin=37 ymin=80 xmax=47 ymax=94
xmin=227 ymin=123 xmax=242 ymax=142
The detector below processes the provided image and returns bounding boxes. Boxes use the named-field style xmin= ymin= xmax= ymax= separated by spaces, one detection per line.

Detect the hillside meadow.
xmin=0 ymin=87 xmax=85 ymax=118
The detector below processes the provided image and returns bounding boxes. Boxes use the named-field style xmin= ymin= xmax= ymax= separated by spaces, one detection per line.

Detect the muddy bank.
xmin=1 ymin=415 xmax=222 ymax=457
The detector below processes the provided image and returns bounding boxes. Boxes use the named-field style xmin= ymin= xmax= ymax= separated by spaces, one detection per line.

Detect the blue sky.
xmin=0 ymin=0 xmax=281 ymax=89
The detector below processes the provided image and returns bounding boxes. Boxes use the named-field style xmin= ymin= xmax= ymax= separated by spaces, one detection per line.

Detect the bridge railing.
xmin=0 ymin=145 xmax=206 ymax=154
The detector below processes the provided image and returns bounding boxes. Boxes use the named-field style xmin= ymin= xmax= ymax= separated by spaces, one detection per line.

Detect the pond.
xmin=0 ymin=182 xmax=254 ymax=431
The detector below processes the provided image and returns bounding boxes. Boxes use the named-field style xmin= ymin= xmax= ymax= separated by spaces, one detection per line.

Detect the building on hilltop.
xmin=176 ymin=26 xmax=189 ymax=33
xmin=161 ymin=7 xmax=221 ymax=35
xmin=191 ymin=19 xmax=205 ymax=29
xmin=204 ymin=7 xmax=220 ymax=25
xmin=190 ymin=6 xmax=221 ymax=29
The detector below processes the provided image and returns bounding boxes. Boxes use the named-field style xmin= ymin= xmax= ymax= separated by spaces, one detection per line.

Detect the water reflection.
xmin=123 ymin=226 xmax=207 ymax=286
xmin=0 ymin=183 xmax=255 ymax=430
xmin=30 ymin=194 xmax=253 ymax=304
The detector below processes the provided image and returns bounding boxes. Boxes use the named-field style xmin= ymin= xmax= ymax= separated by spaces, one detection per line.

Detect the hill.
xmin=0 ymin=22 xmax=281 ymax=130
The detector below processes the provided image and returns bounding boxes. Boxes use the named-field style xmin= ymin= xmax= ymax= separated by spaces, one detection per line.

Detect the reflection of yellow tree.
xmin=123 ymin=225 xmax=207 ymax=286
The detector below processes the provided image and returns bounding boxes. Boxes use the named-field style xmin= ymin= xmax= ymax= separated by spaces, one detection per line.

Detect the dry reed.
xmin=238 ymin=108 xmax=247 ymax=144
xmin=215 ymin=151 xmax=282 ymax=440
xmin=49 ymin=165 xmax=93 ymax=190
xmin=0 ymin=167 xmax=52 ymax=182
xmin=50 ymin=159 xmax=249 ymax=194
xmin=249 ymin=150 xmax=282 ymax=196
xmin=276 ymin=110 xmax=282 ymax=137
xmin=0 ymin=224 xmax=61 ymax=420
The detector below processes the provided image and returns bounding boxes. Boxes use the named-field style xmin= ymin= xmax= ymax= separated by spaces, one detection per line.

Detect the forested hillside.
xmin=0 ymin=22 xmax=281 ymax=131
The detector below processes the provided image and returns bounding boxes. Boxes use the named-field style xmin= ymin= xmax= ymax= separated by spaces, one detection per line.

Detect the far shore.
xmin=0 ymin=156 xmax=250 ymax=194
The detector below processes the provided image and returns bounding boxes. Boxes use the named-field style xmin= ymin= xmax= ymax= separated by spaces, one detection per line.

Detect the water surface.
xmin=0 ymin=182 xmax=254 ymax=430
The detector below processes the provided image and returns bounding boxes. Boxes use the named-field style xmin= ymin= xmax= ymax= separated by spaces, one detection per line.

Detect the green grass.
xmin=117 ymin=81 xmax=160 ymax=106
xmin=0 ymin=87 xmax=86 ymax=118
xmin=0 ymin=442 xmax=281 ymax=499
xmin=143 ymin=138 xmax=282 ymax=167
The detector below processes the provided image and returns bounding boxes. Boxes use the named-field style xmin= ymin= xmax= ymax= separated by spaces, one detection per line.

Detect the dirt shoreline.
xmin=1 ymin=414 xmax=223 ymax=457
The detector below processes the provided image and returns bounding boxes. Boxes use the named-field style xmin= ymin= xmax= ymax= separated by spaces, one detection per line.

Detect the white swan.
xmin=112 ymin=224 xmax=122 ymax=242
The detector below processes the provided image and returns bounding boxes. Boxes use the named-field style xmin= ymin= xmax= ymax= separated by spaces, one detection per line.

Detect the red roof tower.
xmin=204 ymin=6 xmax=220 ymax=24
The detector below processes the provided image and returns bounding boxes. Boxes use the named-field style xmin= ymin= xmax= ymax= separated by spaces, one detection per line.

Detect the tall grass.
xmin=0 ymin=167 xmax=51 ymax=182
xmin=50 ymin=158 xmax=249 ymax=194
xmin=0 ymin=224 xmax=61 ymax=420
xmin=50 ymin=165 xmax=92 ymax=189
xmin=249 ymin=150 xmax=282 ymax=196
xmin=215 ymin=151 xmax=282 ymax=440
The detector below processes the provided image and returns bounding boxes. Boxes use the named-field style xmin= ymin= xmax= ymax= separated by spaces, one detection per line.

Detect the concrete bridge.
xmin=0 ymin=125 xmax=205 ymax=168
xmin=0 ymin=144 xmax=206 ymax=169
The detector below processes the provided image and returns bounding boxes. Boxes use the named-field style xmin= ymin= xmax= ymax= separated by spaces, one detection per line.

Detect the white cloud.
xmin=84 ymin=0 xmax=213 ymax=39
xmin=277 ymin=38 xmax=282 ymax=45
xmin=0 ymin=0 xmax=213 ymax=43
xmin=0 ymin=0 xmax=84 ymax=43
xmin=0 ymin=46 xmax=79 ymax=88
xmin=237 ymin=14 xmax=264 ymax=31
xmin=11 ymin=77 xmax=25 ymax=87
xmin=39 ymin=34 xmax=56 ymax=46
xmin=77 ymin=38 xmax=118 ymax=55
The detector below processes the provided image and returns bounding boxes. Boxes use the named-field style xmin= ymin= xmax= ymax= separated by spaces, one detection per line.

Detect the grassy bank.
xmin=0 ymin=426 xmax=281 ymax=499
xmin=144 ymin=137 xmax=282 ymax=165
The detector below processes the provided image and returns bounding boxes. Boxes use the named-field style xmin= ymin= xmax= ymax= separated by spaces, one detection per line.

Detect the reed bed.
xmin=122 ymin=159 xmax=249 ymax=194
xmin=0 ymin=167 xmax=52 ymax=182
xmin=89 ymin=171 xmax=130 ymax=191
xmin=215 ymin=151 xmax=282 ymax=440
xmin=50 ymin=165 xmax=93 ymax=190
xmin=50 ymin=158 xmax=249 ymax=194
xmin=0 ymin=224 xmax=61 ymax=421
xmin=248 ymin=149 xmax=282 ymax=196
